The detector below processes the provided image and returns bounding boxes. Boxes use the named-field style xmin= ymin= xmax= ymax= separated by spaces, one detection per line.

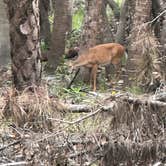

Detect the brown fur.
xmin=70 ymin=43 xmax=125 ymax=91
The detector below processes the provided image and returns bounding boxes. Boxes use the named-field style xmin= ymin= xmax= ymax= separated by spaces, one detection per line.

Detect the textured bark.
xmin=5 ymin=0 xmax=41 ymax=91
xmin=127 ymin=0 xmax=136 ymax=36
xmin=127 ymin=0 xmax=154 ymax=87
xmin=160 ymin=1 xmax=166 ymax=48
xmin=40 ymin=0 xmax=51 ymax=47
xmin=80 ymin=0 xmax=108 ymax=49
xmin=47 ymin=0 xmax=71 ymax=71
xmin=130 ymin=1 xmax=152 ymax=37
xmin=152 ymin=0 xmax=162 ymax=39
xmin=115 ymin=0 xmax=128 ymax=45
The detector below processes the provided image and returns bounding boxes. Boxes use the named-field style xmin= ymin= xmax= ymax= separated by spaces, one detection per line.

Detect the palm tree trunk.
xmin=127 ymin=0 xmax=161 ymax=88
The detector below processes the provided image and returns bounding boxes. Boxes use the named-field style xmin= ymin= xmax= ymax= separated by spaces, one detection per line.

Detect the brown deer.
xmin=68 ymin=43 xmax=126 ymax=91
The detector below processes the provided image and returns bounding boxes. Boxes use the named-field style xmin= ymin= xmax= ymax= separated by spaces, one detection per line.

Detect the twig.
xmin=147 ymin=9 xmax=166 ymax=24
xmin=0 ymin=161 xmax=28 ymax=166
xmin=0 ymin=139 xmax=21 ymax=151
xmin=135 ymin=9 xmax=166 ymax=32
xmin=70 ymin=108 xmax=101 ymax=124
xmin=48 ymin=108 xmax=102 ymax=125
xmin=67 ymin=68 xmax=80 ymax=89
xmin=92 ymin=133 xmax=103 ymax=151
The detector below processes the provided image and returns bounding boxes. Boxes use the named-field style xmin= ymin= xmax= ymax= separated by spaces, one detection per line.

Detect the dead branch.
xmin=148 ymin=9 xmax=166 ymax=25
xmin=106 ymin=0 xmax=120 ymax=19
xmin=0 ymin=139 xmax=21 ymax=151
xmin=48 ymin=108 xmax=102 ymax=124
xmin=0 ymin=161 xmax=28 ymax=166
xmin=65 ymin=104 xmax=92 ymax=113
xmin=120 ymin=95 xmax=166 ymax=107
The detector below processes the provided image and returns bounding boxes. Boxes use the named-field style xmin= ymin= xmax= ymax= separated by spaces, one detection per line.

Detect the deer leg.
xmin=90 ymin=67 xmax=93 ymax=89
xmin=91 ymin=64 xmax=98 ymax=91
xmin=108 ymin=63 xmax=121 ymax=88
xmin=114 ymin=63 xmax=122 ymax=82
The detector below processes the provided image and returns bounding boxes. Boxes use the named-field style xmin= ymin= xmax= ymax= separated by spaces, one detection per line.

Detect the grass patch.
xmin=126 ymin=86 xmax=143 ymax=95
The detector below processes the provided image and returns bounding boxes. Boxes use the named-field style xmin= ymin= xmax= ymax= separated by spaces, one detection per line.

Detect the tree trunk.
xmin=152 ymin=0 xmax=162 ymax=39
xmin=40 ymin=0 xmax=51 ymax=47
xmin=5 ymin=0 xmax=41 ymax=91
xmin=0 ymin=0 xmax=10 ymax=67
xmin=80 ymin=0 xmax=108 ymax=49
xmin=115 ymin=0 xmax=128 ymax=45
xmin=127 ymin=0 xmax=161 ymax=89
xmin=47 ymin=0 xmax=71 ymax=71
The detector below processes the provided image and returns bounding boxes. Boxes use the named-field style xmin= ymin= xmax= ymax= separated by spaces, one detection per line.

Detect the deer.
xmin=68 ymin=43 xmax=126 ymax=91
xmin=65 ymin=47 xmax=79 ymax=59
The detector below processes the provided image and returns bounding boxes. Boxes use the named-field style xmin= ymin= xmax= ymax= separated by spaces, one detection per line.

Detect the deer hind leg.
xmin=90 ymin=64 xmax=98 ymax=91
xmin=114 ymin=63 xmax=122 ymax=83
xmin=108 ymin=63 xmax=121 ymax=88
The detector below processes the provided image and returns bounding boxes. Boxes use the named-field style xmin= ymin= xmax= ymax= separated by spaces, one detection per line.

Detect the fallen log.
xmin=63 ymin=94 xmax=166 ymax=113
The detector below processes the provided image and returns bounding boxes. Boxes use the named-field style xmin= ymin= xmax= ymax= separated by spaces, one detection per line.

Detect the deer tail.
xmin=124 ymin=51 xmax=128 ymax=60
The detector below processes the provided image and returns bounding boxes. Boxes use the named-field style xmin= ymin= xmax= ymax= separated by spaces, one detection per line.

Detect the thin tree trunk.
xmin=40 ymin=0 xmax=51 ymax=47
xmin=115 ymin=0 xmax=128 ymax=45
xmin=47 ymin=0 xmax=71 ymax=71
xmin=106 ymin=0 xmax=128 ymax=82
xmin=152 ymin=0 xmax=163 ymax=39
xmin=106 ymin=0 xmax=120 ymax=19
xmin=0 ymin=1 xmax=10 ymax=67
xmin=113 ymin=0 xmax=129 ymax=86
xmin=5 ymin=0 xmax=41 ymax=91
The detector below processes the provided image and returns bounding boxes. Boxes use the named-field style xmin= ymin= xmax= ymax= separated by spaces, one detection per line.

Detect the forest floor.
xmin=0 ymin=65 xmax=165 ymax=165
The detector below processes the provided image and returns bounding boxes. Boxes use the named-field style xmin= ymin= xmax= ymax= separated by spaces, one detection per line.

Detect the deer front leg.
xmin=90 ymin=67 xmax=93 ymax=90
xmin=91 ymin=64 xmax=98 ymax=91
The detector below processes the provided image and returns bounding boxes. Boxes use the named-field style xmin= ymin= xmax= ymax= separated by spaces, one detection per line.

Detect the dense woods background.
xmin=0 ymin=0 xmax=165 ymax=165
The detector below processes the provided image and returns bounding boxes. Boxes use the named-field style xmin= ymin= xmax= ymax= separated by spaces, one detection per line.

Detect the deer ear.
xmin=74 ymin=47 xmax=80 ymax=52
